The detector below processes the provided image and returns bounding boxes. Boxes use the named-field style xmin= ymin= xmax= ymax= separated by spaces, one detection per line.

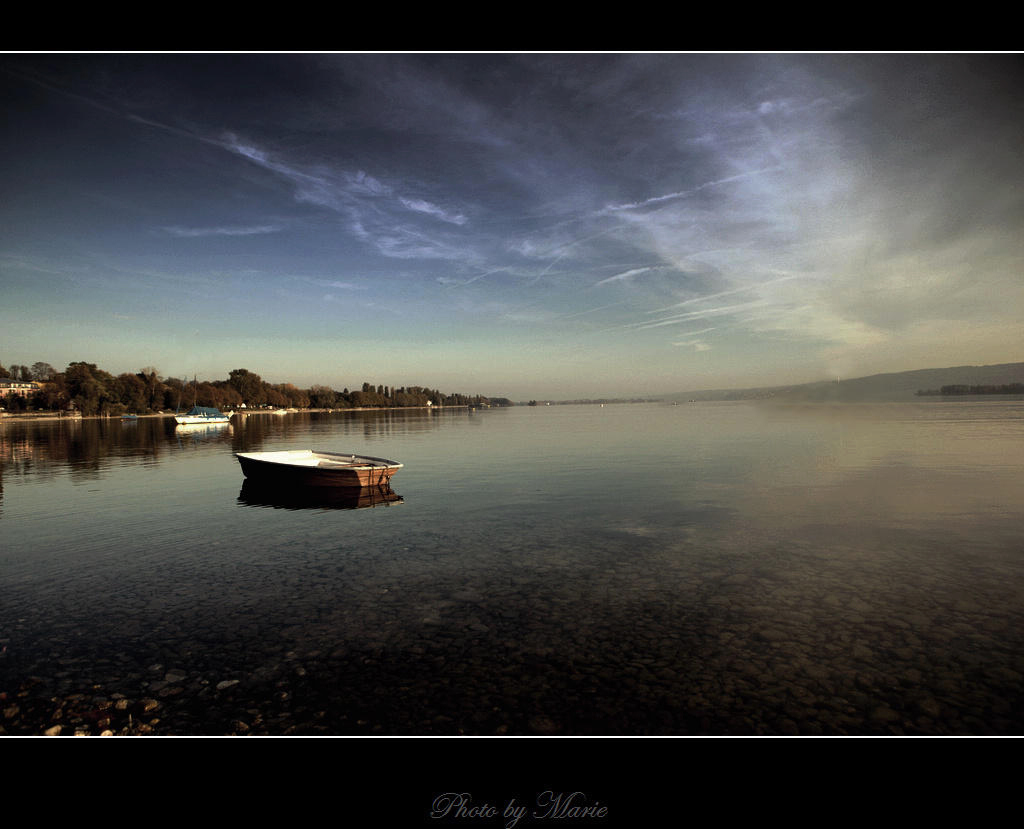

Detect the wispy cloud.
xmin=446 ymin=266 xmax=512 ymax=286
xmin=601 ymin=167 xmax=786 ymax=215
xmin=215 ymin=133 xmax=481 ymax=263
xmin=400 ymin=197 xmax=467 ymax=225
xmin=650 ymin=275 xmax=803 ymax=314
xmin=370 ymin=226 xmax=470 ymax=261
xmin=593 ymin=266 xmax=654 ymax=287
xmin=297 ymin=276 xmax=366 ymax=292
xmin=673 ymin=338 xmax=713 ymax=351
xmin=629 ymin=300 xmax=768 ymax=331
xmin=344 ymin=170 xmax=390 ymax=197
xmin=669 ymin=313 xmax=722 ymax=350
xmin=161 ymin=224 xmax=283 ymax=237
xmin=556 ymin=302 xmax=628 ymax=320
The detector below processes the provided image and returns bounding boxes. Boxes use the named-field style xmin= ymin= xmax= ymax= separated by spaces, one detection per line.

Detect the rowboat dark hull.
xmin=235 ymin=450 xmax=402 ymax=489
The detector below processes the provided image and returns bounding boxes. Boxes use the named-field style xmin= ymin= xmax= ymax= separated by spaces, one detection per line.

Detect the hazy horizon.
xmin=3 ymin=54 xmax=1022 ymax=400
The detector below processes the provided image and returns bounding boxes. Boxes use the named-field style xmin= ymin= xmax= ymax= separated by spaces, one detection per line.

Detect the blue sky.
xmin=2 ymin=53 xmax=1022 ymax=399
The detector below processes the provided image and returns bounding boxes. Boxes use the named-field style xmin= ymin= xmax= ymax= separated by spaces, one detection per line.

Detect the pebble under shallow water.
xmin=4 ymin=516 xmax=1023 ymax=736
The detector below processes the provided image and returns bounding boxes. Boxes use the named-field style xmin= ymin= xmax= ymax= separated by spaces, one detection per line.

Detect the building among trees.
xmin=0 ymin=380 xmax=41 ymax=398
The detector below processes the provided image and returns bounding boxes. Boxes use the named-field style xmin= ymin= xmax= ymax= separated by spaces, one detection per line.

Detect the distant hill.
xmin=666 ymin=362 xmax=1024 ymax=403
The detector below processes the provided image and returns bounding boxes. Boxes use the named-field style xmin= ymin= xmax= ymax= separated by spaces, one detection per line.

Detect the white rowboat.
xmin=235 ymin=450 xmax=402 ymax=488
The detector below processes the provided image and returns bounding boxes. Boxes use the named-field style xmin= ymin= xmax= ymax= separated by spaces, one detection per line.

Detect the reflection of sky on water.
xmin=2 ymin=401 xmax=1024 ymax=734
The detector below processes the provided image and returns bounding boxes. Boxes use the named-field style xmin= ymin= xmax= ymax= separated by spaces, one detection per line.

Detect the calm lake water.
xmin=2 ymin=400 xmax=1023 ymax=735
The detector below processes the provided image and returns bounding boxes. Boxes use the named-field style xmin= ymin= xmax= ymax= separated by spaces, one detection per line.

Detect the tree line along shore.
xmin=1 ymin=361 xmax=510 ymax=417
xmin=914 ymin=383 xmax=1024 ymax=396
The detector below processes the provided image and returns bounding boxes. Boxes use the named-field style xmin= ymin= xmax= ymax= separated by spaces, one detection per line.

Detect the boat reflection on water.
xmin=174 ymin=422 xmax=232 ymax=440
xmin=238 ymin=479 xmax=403 ymax=511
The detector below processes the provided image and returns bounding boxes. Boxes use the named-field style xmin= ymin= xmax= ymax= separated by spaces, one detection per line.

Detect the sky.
xmin=2 ymin=53 xmax=1022 ymax=399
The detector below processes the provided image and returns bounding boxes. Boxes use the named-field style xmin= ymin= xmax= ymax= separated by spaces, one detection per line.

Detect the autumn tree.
xmin=138 ymin=367 xmax=164 ymax=411
xmin=115 ymin=372 xmax=149 ymax=413
xmin=64 ymin=361 xmax=117 ymax=415
xmin=228 ymin=368 xmax=264 ymax=406
xmin=308 ymin=385 xmax=338 ymax=408
xmin=31 ymin=362 xmax=57 ymax=382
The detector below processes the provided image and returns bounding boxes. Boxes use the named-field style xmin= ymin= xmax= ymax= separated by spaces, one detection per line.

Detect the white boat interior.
xmin=238 ymin=450 xmax=396 ymax=468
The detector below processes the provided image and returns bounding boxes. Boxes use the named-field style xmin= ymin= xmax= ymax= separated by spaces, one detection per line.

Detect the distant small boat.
xmin=235 ymin=450 xmax=403 ymax=488
xmin=175 ymin=405 xmax=230 ymax=425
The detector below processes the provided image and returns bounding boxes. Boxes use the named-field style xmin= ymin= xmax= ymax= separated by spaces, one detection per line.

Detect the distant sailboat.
xmin=175 ymin=375 xmax=230 ymax=424
xmin=175 ymin=406 xmax=229 ymax=425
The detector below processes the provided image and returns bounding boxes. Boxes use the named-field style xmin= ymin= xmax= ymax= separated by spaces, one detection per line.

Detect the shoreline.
xmin=0 ymin=405 xmax=469 ymax=424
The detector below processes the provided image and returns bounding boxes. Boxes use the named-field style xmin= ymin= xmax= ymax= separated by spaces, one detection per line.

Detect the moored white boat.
xmin=175 ymin=405 xmax=230 ymax=424
xmin=235 ymin=449 xmax=403 ymax=488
